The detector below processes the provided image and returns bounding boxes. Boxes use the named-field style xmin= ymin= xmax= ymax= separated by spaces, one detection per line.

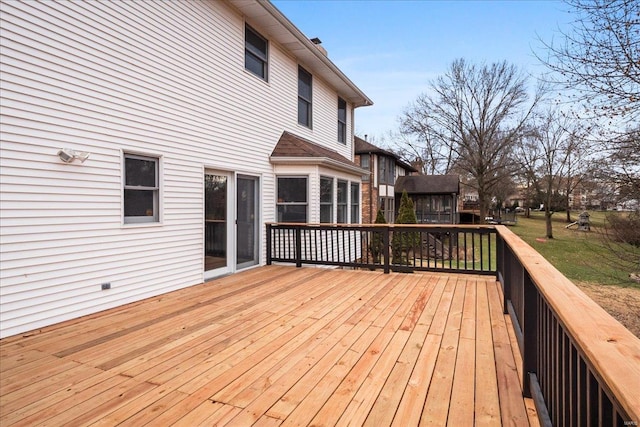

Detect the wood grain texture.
xmin=0 ymin=265 xmax=534 ymax=426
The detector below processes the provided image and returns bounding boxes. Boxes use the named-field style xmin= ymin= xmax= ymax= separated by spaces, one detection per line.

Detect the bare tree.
xmin=539 ymin=0 xmax=640 ymax=123
xmin=398 ymin=59 xmax=542 ymax=222
xmin=398 ymin=112 xmax=455 ymax=175
xmin=539 ymin=0 xmax=639 ymax=203
xmin=514 ymin=110 xmax=589 ymax=238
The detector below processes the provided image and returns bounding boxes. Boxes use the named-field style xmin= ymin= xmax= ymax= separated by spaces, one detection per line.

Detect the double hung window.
xmin=360 ymin=154 xmax=370 ymax=182
xmin=337 ymin=180 xmax=348 ymax=223
xmin=124 ymin=154 xmax=159 ymax=224
xmin=379 ymin=156 xmax=395 ymax=184
xmin=245 ymin=25 xmax=268 ymax=80
xmin=277 ymin=177 xmax=308 ymax=223
xmin=350 ymin=183 xmax=360 ymax=223
xmin=337 ymin=97 xmax=347 ymax=143
xmin=298 ymin=66 xmax=312 ymax=127
xmin=320 ymin=177 xmax=333 ymax=223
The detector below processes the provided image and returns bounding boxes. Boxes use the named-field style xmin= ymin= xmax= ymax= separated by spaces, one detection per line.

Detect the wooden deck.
xmin=0 ymin=265 xmax=538 ymax=426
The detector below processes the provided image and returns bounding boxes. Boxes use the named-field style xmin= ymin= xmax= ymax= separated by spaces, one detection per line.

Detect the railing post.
xmin=383 ymin=226 xmax=390 ymax=274
xmin=295 ymin=225 xmax=302 ymax=268
xmin=266 ymin=223 xmax=272 ymax=265
xmin=522 ymin=270 xmax=538 ymax=398
xmin=503 ymin=240 xmax=513 ymax=315
xmin=496 ymin=231 xmax=503 ymax=281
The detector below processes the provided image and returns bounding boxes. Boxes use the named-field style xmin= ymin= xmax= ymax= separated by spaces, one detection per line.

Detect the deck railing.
xmin=267 ymin=222 xmax=640 ymax=426
xmin=266 ymin=223 xmax=496 ymax=274
xmin=496 ymin=225 xmax=640 ymax=427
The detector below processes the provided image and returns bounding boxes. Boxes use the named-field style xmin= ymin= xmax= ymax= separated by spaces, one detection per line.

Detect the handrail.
xmin=496 ymin=225 xmax=640 ymax=425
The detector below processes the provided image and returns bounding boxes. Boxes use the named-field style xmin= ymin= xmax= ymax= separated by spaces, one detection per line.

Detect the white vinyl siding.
xmin=0 ymin=0 xmax=360 ymax=338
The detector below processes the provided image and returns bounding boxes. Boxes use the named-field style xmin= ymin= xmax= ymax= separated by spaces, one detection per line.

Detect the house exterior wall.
xmin=355 ymin=151 xmax=414 ymax=224
xmin=0 ymin=0 xmax=362 ymax=338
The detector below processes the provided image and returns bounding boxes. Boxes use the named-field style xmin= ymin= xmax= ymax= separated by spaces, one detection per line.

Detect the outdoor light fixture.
xmin=57 ymin=148 xmax=90 ymax=163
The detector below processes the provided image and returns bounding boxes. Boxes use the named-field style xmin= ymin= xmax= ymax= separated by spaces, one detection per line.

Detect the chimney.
xmin=310 ymin=37 xmax=328 ymax=56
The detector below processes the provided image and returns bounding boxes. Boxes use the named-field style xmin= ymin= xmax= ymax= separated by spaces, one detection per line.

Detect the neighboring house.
xmin=0 ymin=0 xmax=372 ymax=338
xmin=354 ymin=137 xmax=417 ymax=223
xmin=395 ymin=175 xmax=460 ymax=224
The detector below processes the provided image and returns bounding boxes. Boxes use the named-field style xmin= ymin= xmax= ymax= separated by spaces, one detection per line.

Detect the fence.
xmin=266 ymin=223 xmax=496 ymax=275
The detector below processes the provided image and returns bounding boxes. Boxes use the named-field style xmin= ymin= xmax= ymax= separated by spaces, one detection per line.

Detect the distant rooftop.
xmin=395 ymin=175 xmax=460 ymax=194
xmin=354 ymin=136 xmax=417 ymax=173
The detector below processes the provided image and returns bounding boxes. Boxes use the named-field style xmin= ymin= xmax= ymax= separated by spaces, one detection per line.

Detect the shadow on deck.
xmin=0 ymin=265 xmax=537 ymax=426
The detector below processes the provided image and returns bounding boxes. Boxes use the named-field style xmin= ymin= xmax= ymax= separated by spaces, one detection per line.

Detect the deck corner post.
xmin=383 ymin=226 xmax=390 ymax=274
xmin=522 ymin=270 xmax=538 ymax=398
xmin=266 ymin=223 xmax=272 ymax=265
xmin=295 ymin=225 xmax=302 ymax=268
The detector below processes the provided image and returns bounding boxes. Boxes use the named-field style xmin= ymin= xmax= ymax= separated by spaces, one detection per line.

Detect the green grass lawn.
xmin=509 ymin=211 xmax=639 ymax=289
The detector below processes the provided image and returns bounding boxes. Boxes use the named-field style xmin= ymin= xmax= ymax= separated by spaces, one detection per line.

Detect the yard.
xmin=510 ymin=211 xmax=640 ymax=337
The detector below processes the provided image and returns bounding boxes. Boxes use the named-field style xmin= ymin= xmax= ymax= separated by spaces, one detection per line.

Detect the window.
xmin=277 ymin=177 xmax=307 ymax=222
xmin=298 ymin=66 xmax=312 ymax=127
xmin=350 ymin=182 xmax=360 ymax=223
xmin=337 ymin=97 xmax=347 ymax=143
xmin=320 ymin=176 xmax=333 ymax=223
xmin=379 ymin=156 xmax=395 ymax=184
xmin=337 ymin=180 xmax=348 ymax=223
xmin=124 ymin=154 xmax=159 ymax=224
xmin=379 ymin=196 xmax=395 ymax=223
xmin=245 ymin=25 xmax=268 ymax=80
xmin=360 ymin=154 xmax=370 ymax=182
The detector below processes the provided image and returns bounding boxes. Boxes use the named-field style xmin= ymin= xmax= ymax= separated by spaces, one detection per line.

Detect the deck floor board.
xmin=0 ymin=266 xmax=536 ymax=426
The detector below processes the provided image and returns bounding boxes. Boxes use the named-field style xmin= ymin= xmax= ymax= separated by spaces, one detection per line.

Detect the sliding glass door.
xmin=236 ymin=175 xmax=259 ymax=269
xmin=204 ymin=172 xmax=259 ymax=278
xmin=204 ymin=173 xmax=228 ymax=277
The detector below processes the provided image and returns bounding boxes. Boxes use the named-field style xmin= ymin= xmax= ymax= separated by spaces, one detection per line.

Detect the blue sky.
xmin=272 ymin=0 xmax=572 ymax=141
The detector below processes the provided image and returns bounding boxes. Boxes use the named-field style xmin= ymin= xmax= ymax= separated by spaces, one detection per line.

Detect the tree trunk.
xmin=566 ymin=208 xmax=572 ymax=223
xmin=478 ymin=192 xmax=487 ymax=224
xmin=545 ymin=209 xmax=554 ymax=239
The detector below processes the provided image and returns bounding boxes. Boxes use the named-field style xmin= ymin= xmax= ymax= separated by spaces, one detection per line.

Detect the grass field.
xmin=509 ymin=211 xmax=639 ymax=289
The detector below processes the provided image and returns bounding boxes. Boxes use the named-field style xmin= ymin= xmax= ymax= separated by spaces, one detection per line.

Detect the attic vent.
xmin=310 ymin=37 xmax=328 ymax=56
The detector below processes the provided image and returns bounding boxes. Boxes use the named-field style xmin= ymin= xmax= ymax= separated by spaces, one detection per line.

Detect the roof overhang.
xmin=270 ymin=156 xmax=368 ymax=175
xmin=228 ymin=0 xmax=373 ymax=108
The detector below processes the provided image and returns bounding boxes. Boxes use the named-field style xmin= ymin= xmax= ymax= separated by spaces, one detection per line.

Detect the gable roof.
xmin=395 ymin=175 xmax=460 ymax=195
xmin=270 ymin=131 xmax=365 ymax=175
xmin=354 ymin=136 xmax=418 ymax=173
xmin=231 ymin=0 xmax=372 ymax=108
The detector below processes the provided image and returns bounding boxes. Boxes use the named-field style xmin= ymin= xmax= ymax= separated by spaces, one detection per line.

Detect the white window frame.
xmin=276 ymin=176 xmax=308 ymax=223
xmin=123 ymin=153 xmax=160 ymax=224
xmin=320 ymin=176 xmax=334 ymax=223
xmin=298 ymin=66 xmax=312 ymax=128
xmin=350 ymin=182 xmax=360 ymax=224
xmin=245 ymin=24 xmax=268 ymax=80
xmin=337 ymin=97 xmax=347 ymax=144
xmin=337 ymin=179 xmax=348 ymax=223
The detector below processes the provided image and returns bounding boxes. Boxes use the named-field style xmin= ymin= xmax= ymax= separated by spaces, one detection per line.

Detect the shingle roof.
xmin=270 ymin=131 xmax=362 ymax=173
xmin=354 ymin=136 xmax=417 ymax=173
xmin=395 ymin=175 xmax=460 ymax=195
